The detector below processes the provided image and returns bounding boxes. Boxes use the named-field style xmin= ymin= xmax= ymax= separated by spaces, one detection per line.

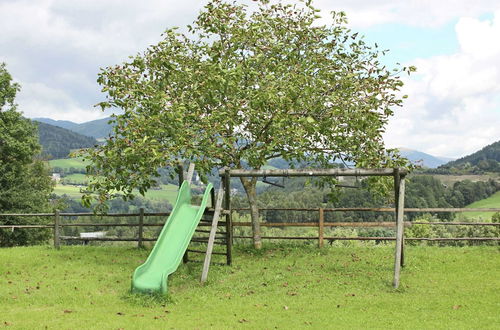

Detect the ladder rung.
xmin=193 ymin=235 xmax=226 ymax=240
xmin=186 ymin=260 xmax=227 ymax=266
xmin=190 ymin=239 xmax=227 ymax=245
xmin=198 ymin=222 xmax=227 ymax=226
xmin=195 ymin=229 xmax=226 ymax=235
xmin=187 ymin=249 xmax=227 ymax=256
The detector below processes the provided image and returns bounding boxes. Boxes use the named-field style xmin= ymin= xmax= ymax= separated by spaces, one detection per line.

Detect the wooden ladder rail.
xmin=200 ymin=185 xmax=225 ymax=283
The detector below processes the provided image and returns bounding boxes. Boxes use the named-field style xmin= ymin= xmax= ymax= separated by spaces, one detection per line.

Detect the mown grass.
xmin=49 ymin=157 xmax=87 ymax=171
xmin=1 ymin=244 xmax=499 ymax=329
xmin=61 ymin=173 xmax=88 ymax=185
xmin=52 ymin=184 xmax=180 ymax=204
xmin=463 ymin=191 xmax=500 ymax=220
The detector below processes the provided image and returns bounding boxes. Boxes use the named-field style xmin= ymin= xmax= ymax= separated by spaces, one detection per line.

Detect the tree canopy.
xmin=0 ymin=63 xmax=54 ymax=246
xmin=82 ymin=0 xmax=413 ymax=247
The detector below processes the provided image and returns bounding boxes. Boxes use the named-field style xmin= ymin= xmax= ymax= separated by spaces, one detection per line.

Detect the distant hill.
xmin=32 ymin=118 xmax=79 ymax=131
xmin=35 ymin=121 xmax=98 ymax=159
xmin=440 ymin=140 xmax=500 ymax=173
xmin=34 ymin=117 xmax=114 ymax=139
xmin=398 ymin=148 xmax=454 ymax=168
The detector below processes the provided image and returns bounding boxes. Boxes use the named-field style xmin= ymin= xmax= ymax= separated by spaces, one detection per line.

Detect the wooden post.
xmin=177 ymin=163 xmax=185 ymax=183
xmin=211 ymin=187 xmax=216 ymax=209
xmin=178 ymin=163 xmax=189 ymax=264
xmin=394 ymin=172 xmax=404 ymax=267
xmin=54 ymin=210 xmax=60 ymax=250
xmin=224 ymin=170 xmax=232 ymax=265
xmin=201 ymin=186 xmax=225 ymax=283
xmin=393 ymin=170 xmax=406 ymax=288
xmin=318 ymin=208 xmax=324 ymax=248
xmin=138 ymin=207 xmax=144 ymax=248
xmin=186 ymin=163 xmax=195 ymax=184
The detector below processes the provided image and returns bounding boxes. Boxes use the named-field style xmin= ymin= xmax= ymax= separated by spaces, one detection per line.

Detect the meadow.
xmin=1 ymin=244 xmax=498 ymax=329
xmin=463 ymin=191 xmax=500 ymax=220
xmin=49 ymin=157 xmax=87 ymax=171
xmin=52 ymin=184 xmax=180 ymax=204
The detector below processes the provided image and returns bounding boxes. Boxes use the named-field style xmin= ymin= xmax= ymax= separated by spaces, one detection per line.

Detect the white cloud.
xmin=1 ymin=0 xmax=499 ymax=157
xmin=384 ymin=11 xmax=500 ymax=158
xmin=17 ymin=82 xmax=108 ymax=123
xmin=0 ymin=0 xmax=204 ymax=122
xmin=312 ymin=0 xmax=500 ymax=28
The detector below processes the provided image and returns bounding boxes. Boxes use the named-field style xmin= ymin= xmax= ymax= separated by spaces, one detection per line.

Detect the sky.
xmin=1 ymin=0 xmax=499 ymax=159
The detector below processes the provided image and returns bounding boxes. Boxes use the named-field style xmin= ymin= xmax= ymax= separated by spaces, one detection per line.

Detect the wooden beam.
xmin=137 ymin=208 xmax=144 ymax=248
xmin=393 ymin=173 xmax=406 ymax=289
xmin=54 ymin=210 xmax=60 ymax=250
xmin=221 ymin=168 xmax=407 ymax=178
xmin=224 ymin=170 xmax=232 ymax=265
xmin=186 ymin=163 xmax=195 ymax=184
xmin=201 ymin=185 xmax=225 ymax=283
xmin=318 ymin=208 xmax=324 ymax=248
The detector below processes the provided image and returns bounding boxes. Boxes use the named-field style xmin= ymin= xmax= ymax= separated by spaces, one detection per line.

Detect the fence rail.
xmin=1 ymin=207 xmax=499 ymax=248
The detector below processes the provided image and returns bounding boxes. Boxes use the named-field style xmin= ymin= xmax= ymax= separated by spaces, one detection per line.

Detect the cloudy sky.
xmin=1 ymin=0 xmax=499 ymax=158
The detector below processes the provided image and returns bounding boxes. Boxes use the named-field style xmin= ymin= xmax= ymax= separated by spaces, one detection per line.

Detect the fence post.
xmin=393 ymin=170 xmax=406 ymax=289
xmin=138 ymin=208 xmax=144 ymax=248
xmin=318 ymin=208 xmax=324 ymax=248
xmin=54 ymin=210 xmax=60 ymax=250
xmin=224 ymin=170 xmax=232 ymax=265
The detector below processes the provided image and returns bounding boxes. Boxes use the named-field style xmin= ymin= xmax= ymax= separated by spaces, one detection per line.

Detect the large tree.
xmin=83 ymin=0 xmax=413 ymax=248
xmin=0 ymin=63 xmax=54 ymax=246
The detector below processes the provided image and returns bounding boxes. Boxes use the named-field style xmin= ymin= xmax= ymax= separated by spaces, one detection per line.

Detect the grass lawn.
xmin=463 ymin=191 xmax=500 ymax=220
xmin=1 ymin=244 xmax=498 ymax=329
xmin=61 ymin=173 xmax=88 ymax=185
xmin=52 ymin=184 xmax=85 ymax=198
xmin=431 ymin=173 xmax=499 ymax=186
xmin=52 ymin=184 xmax=180 ymax=204
xmin=49 ymin=157 xmax=87 ymax=171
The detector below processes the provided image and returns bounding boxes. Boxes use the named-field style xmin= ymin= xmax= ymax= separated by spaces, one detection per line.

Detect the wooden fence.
xmin=1 ymin=207 xmax=499 ymax=249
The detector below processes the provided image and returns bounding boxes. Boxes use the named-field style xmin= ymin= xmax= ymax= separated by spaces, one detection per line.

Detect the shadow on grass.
xmin=122 ymin=290 xmax=175 ymax=307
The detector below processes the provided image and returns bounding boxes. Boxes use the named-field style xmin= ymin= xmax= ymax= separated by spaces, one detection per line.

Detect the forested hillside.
xmin=439 ymin=140 xmax=500 ymax=173
xmin=36 ymin=121 xmax=98 ymax=159
xmin=35 ymin=117 xmax=113 ymax=139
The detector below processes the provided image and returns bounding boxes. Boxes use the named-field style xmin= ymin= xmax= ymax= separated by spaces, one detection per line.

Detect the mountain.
xmin=398 ymin=148 xmax=455 ymax=168
xmin=33 ymin=118 xmax=79 ymax=131
xmin=440 ymin=140 xmax=500 ymax=172
xmin=35 ymin=121 xmax=98 ymax=159
xmin=34 ymin=117 xmax=114 ymax=139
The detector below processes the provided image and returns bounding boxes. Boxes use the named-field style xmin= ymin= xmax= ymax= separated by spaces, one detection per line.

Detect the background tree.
xmin=83 ymin=0 xmax=413 ymax=248
xmin=0 ymin=63 xmax=54 ymax=247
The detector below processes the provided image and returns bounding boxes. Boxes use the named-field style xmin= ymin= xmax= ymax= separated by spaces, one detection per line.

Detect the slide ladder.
xmin=201 ymin=185 xmax=225 ymax=283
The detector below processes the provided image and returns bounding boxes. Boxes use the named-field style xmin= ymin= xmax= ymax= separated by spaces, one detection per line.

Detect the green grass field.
xmin=53 ymin=184 xmax=180 ymax=204
xmin=464 ymin=191 xmax=500 ymax=220
xmin=49 ymin=157 xmax=87 ymax=171
xmin=431 ymin=173 xmax=499 ymax=186
xmin=1 ymin=244 xmax=498 ymax=329
xmin=61 ymin=173 xmax=88 ymax=185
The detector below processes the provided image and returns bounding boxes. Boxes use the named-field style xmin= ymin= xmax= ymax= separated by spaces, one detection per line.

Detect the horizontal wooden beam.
xmin=232 ymin=207 xmax=500 ymax=213
xmin=0 ymin=224 xmax=54 ymax=228
xmin=220 ymin=168 xmax=407 ymax=178
xmin=233 ymin=236 xmax=500 ymax=241
xmin=4 ymin=220 xmax=497 ymax=230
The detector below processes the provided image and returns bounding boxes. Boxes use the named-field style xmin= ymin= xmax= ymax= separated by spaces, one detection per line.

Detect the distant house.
xmin=80 ymin=231 xmax=107 ymax=239
xmin=51 ymin=173 xmax=61 ymax=182
xmin=79 ymin=231 xmax=107 ymax=245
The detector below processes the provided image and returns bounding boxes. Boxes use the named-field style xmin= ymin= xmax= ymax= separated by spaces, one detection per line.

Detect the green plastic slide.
xmin=131 ymin=180 xmax=213 ymax=294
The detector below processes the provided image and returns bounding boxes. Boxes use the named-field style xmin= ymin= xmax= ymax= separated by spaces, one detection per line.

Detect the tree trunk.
xmin=240 ymin=177 xmax=262 ymax=249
